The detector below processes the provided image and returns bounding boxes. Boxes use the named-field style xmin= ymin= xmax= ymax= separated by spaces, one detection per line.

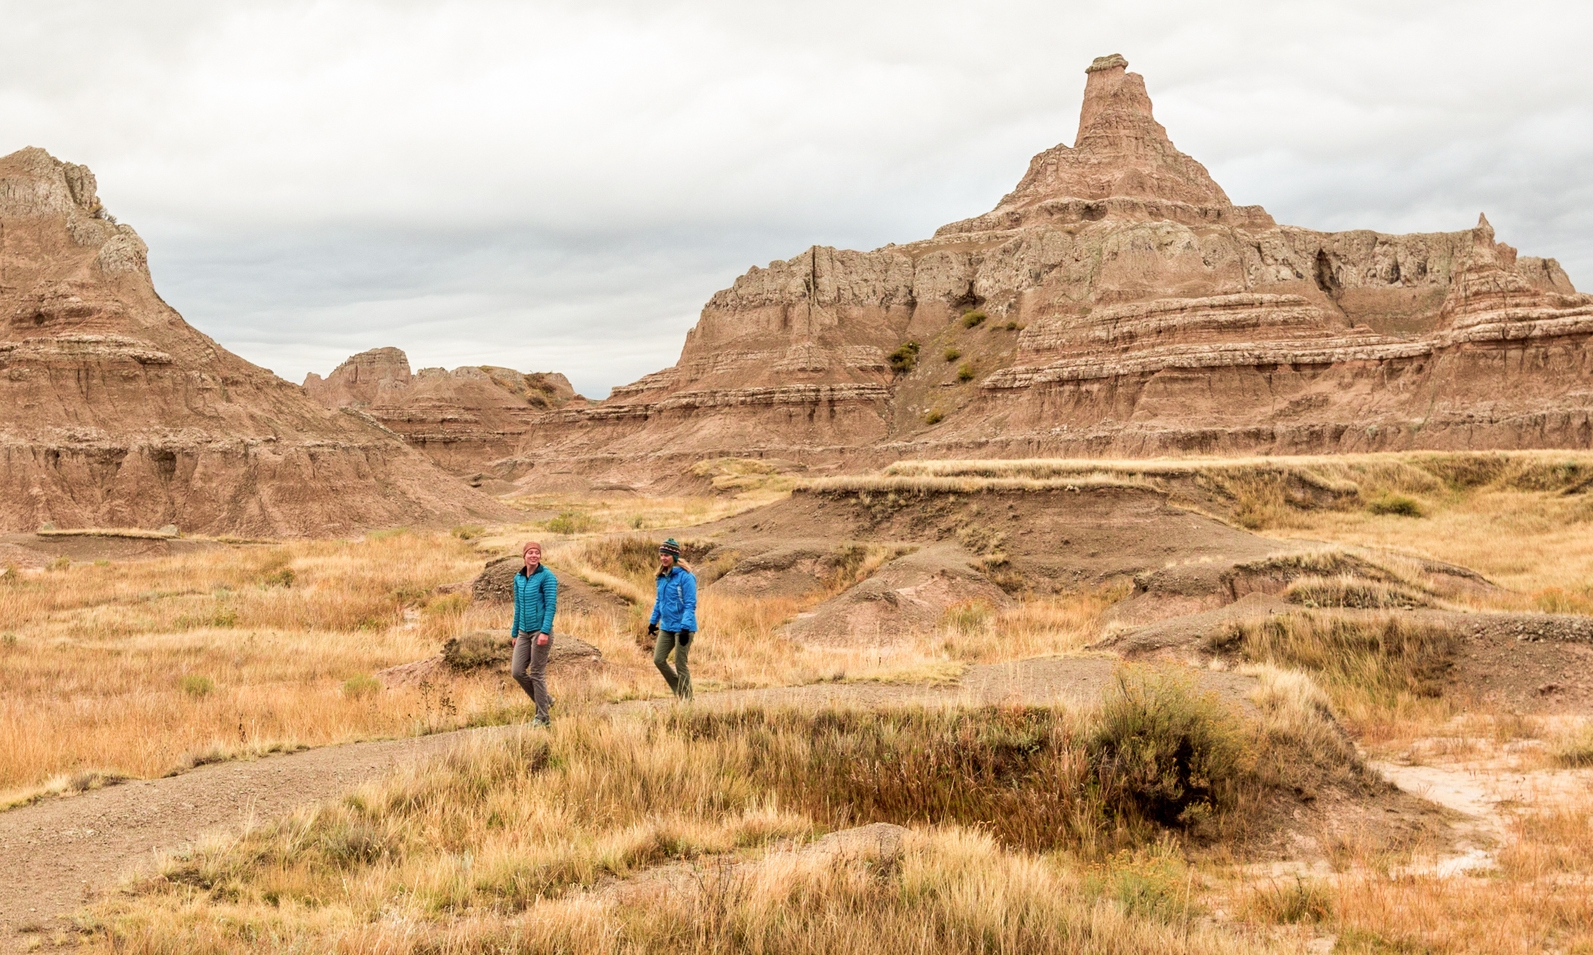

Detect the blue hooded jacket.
xmin=649 ymin=566 xmax=698 ymax=632
xmin=511 ymin=564 xmax=558 ymax=636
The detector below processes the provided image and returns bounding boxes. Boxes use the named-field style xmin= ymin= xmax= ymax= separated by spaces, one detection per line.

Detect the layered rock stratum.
xmin=304 ymin=349 xmax=577 ymax=476
xmin=0 ymin=147 xmax=509 ymax=535
xmin=511 ymin=54 xmax=1593 ymax=487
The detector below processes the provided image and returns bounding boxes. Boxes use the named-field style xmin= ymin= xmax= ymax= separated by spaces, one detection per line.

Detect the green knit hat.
xmin=659 ymin=538 xmax=682 ymax=558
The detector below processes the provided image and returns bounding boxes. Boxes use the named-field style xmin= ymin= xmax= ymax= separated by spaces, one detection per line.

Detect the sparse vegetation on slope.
xmin=86 ymin=673 xmax=1347 ymax=953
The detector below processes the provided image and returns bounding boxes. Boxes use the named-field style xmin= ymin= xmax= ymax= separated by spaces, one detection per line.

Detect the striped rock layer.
xmin=526 ymin=55 xmax=1593 ymax=484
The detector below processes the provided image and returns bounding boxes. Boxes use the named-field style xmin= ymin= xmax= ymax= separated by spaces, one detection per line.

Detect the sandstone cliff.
xmin=0 ymin=147 xmax=511 ymax=535
xmin=303 ymin=349 xmax=577 ymax=476
xmin=510 ymin=54 xmax=1592 ymax=486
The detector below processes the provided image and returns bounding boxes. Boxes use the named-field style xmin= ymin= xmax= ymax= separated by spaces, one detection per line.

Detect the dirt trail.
xmin=0 ymin=656 xmax=1253 ymax=952
xmin=0 ymin=730 xmax=477 ymax=952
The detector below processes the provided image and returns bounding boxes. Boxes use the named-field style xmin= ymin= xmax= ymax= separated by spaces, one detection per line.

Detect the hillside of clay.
xmin=0 ymin=148 xmax=510 ymax=536
xmin=510 ymin=53 xmax=1593 ymax=490
xmin=657 ymin=480 xmax=1593 ymax=713
xmin=304 ymin=347 xmax=579 ymax=478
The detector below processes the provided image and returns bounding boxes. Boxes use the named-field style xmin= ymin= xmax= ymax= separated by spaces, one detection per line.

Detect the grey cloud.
xmin=2 ymin=0 xmax=1590 ymax=395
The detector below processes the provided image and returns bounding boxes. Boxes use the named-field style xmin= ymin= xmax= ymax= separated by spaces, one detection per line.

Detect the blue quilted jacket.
xmin=511 ymin=565 xmax=558 ymax=636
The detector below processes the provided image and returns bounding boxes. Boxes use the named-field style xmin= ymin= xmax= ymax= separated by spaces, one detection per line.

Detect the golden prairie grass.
xmin=0 ymin=531 xmax=514 ymax=804
xmin=0 ymin=509 xmax=1125 ymax=803
xmin=86 ymin=683 xmax=1319 ymax=954
xmin=1209 ymin=612 xmax=1459 ymax=740
xmin=802 ymin=472 xmax=1159 ymax=496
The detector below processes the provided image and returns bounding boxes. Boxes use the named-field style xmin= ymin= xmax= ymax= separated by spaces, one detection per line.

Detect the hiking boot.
xmin=532 ymin=716 xmax=551 ymax=728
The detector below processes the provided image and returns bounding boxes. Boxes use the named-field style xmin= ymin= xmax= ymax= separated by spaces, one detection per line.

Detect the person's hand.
xmin=647 ymin=622 xmax=659 ymax=637
xmin=679 ymin=630 xmax=694 ymax=647
xmin=511 ymin=635 xmax=517 ymax=646
xmin=536 ymin=632 xmax=549 ymax=646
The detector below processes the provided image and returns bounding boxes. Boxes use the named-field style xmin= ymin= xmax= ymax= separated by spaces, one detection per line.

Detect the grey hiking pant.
xmin=654 ymin=630 xmax=693 ymax=700
xmin=511 ymin=633 xmax=554 ymax=722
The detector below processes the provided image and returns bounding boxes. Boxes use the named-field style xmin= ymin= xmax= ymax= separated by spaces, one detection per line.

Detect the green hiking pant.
xmin=654 ymin=629 xmax=693 ymax=700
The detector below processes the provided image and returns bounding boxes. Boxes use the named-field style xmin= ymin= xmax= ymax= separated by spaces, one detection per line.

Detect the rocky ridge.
xmin=508 ymin=54 xmax=1593 ymax=487
xmin=0 ymin=147 xmax=509 ymax=536
xmin=304 ymin=348 xmax=578 ymax=476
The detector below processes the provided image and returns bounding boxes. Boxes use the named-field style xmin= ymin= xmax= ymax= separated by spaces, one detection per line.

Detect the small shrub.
xmin=1086 ymin=848 xmax=1192 ymax=922
xmin=48 ymin=555 xmax=71 ymax=572
xmin=924 ymin=409 xmax=944 ymax=425
xmin=1366 ymin=492 xmax=1424 ymax=517
xmin=961 ymin=309 xmax=987 ymax=328
xmin=450 ymin=524 xmax=485 ymax=540
xmin=1005 ymin=320 xmax=1020 ymax=330
xmin=261 ymin=567 xmax=295 ymax=588
xmin=943 ymin=347 xmax=961 ymax=362
xmin=1 ymin=632 xmax=16 ymax=650
xmin=1089 ymin=670 xmax=1247 ymax=827
xmin=211 ymin=606 xmax=239 ymax=628
xmin=343 ymin=674 xmax=382 ymax=698
xmin=179 ymin=674 xmax=216 ymax=698
xmin=957 ymin=362 xmax=976 ymax=383
xmin=545 ymin=511 xmax=599 ymax=535
xmin=887 ymin=340 xmax=920 ymax=373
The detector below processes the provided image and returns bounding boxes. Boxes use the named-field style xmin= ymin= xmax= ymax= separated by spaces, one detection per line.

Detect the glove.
xmin=647 ymin=622 xmax=659 ymax=636
xmin=678 ymin=630 xmax=694 ymax=647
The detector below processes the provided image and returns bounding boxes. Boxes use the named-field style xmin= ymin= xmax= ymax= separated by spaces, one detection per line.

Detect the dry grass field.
xmin=9 ymin=451 xmax=1593 ymax=954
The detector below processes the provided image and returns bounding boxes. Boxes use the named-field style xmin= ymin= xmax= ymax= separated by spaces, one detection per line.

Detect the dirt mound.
xmin=376 ymin=631 xmax=603 ymax=689
xmin=1106 ymin=601 xmax=1593 ymax=714
xmin=784 ymin=543 xmax=1010 ymax=645
xmin=470 ymin=555 xmax=632 ymax=617
xmin=708 ymin=543 xmax=840 ymax=598
xmin=507 ymin=55 xmax=1593 ymax=489
xmin=304 ymin=348 xmax=578 ymax=477
xmin=0 ymin=148 xmax=510 ymax=537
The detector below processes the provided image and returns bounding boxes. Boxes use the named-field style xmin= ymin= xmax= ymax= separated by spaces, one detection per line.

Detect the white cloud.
xmin=2 ymin=0 xmax=1589 ymax=394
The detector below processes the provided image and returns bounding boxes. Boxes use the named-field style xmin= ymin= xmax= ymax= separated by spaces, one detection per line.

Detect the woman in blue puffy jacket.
xmin=510 ymin=540 xmax=558 ymax=725
xmin=648 ymin=538 xmax=697 ymax=700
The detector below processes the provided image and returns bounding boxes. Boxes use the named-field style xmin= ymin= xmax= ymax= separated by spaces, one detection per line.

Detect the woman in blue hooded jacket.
xmin=647 ymin=538 xmax=697 ymax=699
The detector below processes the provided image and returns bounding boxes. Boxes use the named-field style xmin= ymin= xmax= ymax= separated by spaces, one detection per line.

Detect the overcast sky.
xmin=2 ymin=1 xmax=1589 ymax=397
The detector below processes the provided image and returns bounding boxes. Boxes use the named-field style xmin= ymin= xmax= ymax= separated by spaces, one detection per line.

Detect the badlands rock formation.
xmin=512 ymin=54 xmax=1592 ymax=486
xmin=304 ymin=348 xmax=577 ymax=475
xmin=0 ymin=147 xmax=509 ymax=535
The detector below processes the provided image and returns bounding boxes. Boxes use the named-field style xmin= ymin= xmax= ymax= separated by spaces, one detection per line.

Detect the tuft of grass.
xmin=941 ymin=598 xmax=993 ymax=636
xmin=1367 ymin=492 xmax=1424 ymax=517
xmin=1210 ymin=613 xmax=1458 ymax=731
xmin=887 ymin=340 xmax=920 ymax=373
xmin=1242 ymin=877 xmax=1336 ymax=924
xmin=1282 ymin=575 xmax=1432 ymax=610
xmin=924 ymin=408 xmax=945 ymax=425
xmin=957 ymin=362 xmax=976 ymax=383
xmin=450 ymin=524 xmax=485 ymax=540
xmin=943 ymin=347 xmax=961 ymax=362
xmin=342 ymin=674 xmax=381 ymax=698
xmin=178 ymin=674 xmax=215 ymax=699
xmin=961 ymin=309 xmax=987 ymax=328
xmin=1551 ymin=724 xmax=1593 ymax=768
